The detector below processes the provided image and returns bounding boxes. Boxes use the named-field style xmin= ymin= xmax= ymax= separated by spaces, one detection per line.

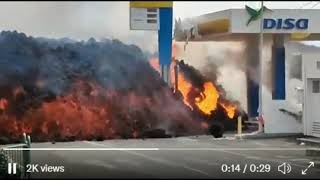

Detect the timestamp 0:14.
xmin=221 ymin=164 xmax=272 ymax=173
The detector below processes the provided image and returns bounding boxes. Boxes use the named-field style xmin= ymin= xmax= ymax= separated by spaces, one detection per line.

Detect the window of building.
xmin=313 ymin=80 xmax=320 ymax=93
xmin=317 ymin=61 xmax=320 ymax=70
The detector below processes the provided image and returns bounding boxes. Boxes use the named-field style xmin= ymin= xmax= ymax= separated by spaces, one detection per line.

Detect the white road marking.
xmin=276 ymin=155 xmax=293 ymax=159
xmin=3 ymin=147 xmax=159 ymax=151
xmin=245 ymin=156 xmax=261 ymax=160
xmin=3 ymin=147 xmax=310 ymax=151
xmin=291 ymin=158 xmax=311 ymax=162
xmin=253 ymin=141 xmax=269 ymax=147
xmin=193 ymin=148 xmax=308 ymax=151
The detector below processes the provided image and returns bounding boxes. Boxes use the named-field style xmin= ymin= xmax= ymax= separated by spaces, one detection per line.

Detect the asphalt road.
xmin=14 ymin=136 xmax=320 ymax=179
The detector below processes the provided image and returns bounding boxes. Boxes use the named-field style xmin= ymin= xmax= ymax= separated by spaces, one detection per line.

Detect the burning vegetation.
xmin=0 ymin=31 xmax=246 ymax=144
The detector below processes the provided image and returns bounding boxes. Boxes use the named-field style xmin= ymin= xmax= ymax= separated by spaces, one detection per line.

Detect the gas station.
xmin=130 ymin=2 xmax=320 ymax=137
xmin=173 ymin=6 xmax=320 ymax=137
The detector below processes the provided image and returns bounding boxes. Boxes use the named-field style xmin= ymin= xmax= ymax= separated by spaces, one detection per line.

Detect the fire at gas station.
xmin=0 ymin=1 xmax=320 ymax=179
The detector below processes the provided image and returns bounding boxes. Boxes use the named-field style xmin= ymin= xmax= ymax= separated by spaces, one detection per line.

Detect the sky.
xmin=0 ymin=1 xmax=319 ymax=51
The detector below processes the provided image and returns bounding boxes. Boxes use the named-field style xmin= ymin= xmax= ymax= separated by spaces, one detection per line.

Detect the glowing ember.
xmin=0 ymin=98 xmax=8 ymax=111
xmin=195 ymin=82 xmax=219 ymax=115
xmin=0 ymin=79 xmax=203 ymax=142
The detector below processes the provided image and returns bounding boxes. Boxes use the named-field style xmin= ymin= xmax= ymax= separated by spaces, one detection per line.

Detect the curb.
xmin=297 ymin=137 xmax=320 ymax=147
xmin=235 ymin=133 xmax=303 ymax=139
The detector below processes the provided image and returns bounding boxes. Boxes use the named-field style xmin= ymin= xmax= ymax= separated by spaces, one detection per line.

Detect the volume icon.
xmin=8 ymin=163 xmax=17 ymax=175
xmin=278 ymin=162 xmax=292 ymax=175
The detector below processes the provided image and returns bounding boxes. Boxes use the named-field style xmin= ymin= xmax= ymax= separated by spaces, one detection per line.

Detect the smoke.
xmin=0 ymin=31 xmax=153 ymax=93
xmin=284 ymin=41 xmax=320 ymax=115
xmin=289 ymin=55 xmax=302 ymax=80
xmin=0 ymin=2 xmax=157 ymax=53
xmin=286 ymin=41 xmax=320 ymax=80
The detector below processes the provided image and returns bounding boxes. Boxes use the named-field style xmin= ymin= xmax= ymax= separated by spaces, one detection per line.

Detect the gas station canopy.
xmin=174 ymin=8 xmax=320 ymax=41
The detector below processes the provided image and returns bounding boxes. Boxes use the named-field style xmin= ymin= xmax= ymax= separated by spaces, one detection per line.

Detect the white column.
xmin=258 ymin=1 xmax=264 ymax=132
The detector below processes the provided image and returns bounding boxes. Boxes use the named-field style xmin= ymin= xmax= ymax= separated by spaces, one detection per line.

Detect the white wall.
xmin=303 ymin=54 xmax=320 ymax=79
xmin=263 ymin=40 xmax=320 ymax=133
xmin=302 ymin=53 xmax=320 ymax=136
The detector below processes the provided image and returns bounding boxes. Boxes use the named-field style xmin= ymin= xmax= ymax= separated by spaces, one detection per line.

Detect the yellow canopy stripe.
xmin=130 ymin=1 xmax=173 ymax=8
xmin=290 ymin=32 xmax=310 ymax=40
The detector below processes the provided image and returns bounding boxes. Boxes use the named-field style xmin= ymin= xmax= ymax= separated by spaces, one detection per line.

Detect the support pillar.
xmin=272 ymin=34 xmax=286 ymax=100
xmin=245 ymin=35 xmax=260 ymax=118
xmin=158 ymin=7 xmax=173 ymax=84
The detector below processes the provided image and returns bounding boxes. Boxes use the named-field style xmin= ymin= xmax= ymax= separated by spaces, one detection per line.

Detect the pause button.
xmin=8 ymin=163 xmax=17 ymax=175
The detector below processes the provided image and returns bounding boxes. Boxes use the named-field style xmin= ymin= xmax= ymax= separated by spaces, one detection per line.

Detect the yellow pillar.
xmin=237 ymin=116 xmax=242 ymax=139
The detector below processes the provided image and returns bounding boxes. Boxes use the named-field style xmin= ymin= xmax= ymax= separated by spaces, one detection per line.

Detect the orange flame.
xmin=148 ymin=41 xmax=237 ymax=120
xmin=221 ymin=102 xmax=237 ymax=119
xmin=176 ymin=73 xmax=236 ymax=119
xmin=177 ymin=74 xmax=193 ymax=109
xmin=195 ymin=82 xmax=219 ymax=115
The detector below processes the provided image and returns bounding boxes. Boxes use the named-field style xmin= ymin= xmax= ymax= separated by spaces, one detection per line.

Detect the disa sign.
xmin=263 ymin=18 xmax=309 ymax=30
